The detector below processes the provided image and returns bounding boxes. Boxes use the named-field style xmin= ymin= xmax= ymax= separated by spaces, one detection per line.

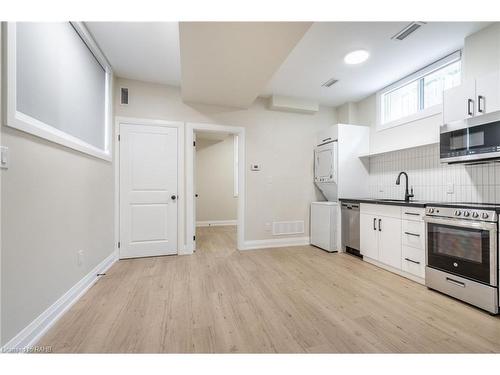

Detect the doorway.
xmin=186 ymin=123 xmax=245 ymax=254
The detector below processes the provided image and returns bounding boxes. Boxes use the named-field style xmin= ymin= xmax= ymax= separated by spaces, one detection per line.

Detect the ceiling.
xmin=87 ymin=21 xmax=492 ymax=108
xmin=86 ymin=22 xmax=181 ymax=86
xmin=263 ymin=22 xmax=491 ymax=106
xmin=179 ymin=22 xmax=311 ymax=108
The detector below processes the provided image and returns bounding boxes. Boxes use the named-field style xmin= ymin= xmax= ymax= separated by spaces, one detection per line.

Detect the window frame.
xmin=376 ymin=50 xmax=461 ymax=131
xmin=3 ymin=22 xmax=113 ymax=161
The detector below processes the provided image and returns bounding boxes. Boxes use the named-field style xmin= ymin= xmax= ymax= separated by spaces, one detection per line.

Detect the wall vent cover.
xmin=321 ymin=78 xmax=339 ymax=88
xmin=272 ymin=220 xmax=305 ymax=236
xmin=391 ymin=22 xmax=426 ymax=41
xmin=120 ymin=87 xmax=129 ymax=105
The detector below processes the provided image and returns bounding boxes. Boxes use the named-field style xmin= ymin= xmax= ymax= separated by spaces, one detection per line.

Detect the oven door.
xmin=424 ymin=216 xmax=497 ymax=286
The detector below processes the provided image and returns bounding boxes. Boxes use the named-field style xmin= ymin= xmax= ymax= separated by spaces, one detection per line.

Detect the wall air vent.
xmin=272 ymin=221 xmax=305 ymax=236
xmin=321 ymin=78 xmax=339 ymax=88
xmin=120 ymin=87 xmax=129 ymax=105
xmin=391 ymin=22 xmax=426 ymax=41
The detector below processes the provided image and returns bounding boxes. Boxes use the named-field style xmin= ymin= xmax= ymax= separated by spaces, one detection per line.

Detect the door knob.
xmin=171 ymin=195 xmax=177 ymax=200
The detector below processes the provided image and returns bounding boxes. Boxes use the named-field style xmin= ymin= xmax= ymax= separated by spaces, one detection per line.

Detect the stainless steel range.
xmin=424 ymin=205 xmax=498 ymax=314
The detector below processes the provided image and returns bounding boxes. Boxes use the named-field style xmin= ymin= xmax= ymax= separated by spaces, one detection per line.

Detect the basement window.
xmin=377 ymin=51 xmax=461 ymax=130
xmin=5 ymin=22 xmax=113 ymax=161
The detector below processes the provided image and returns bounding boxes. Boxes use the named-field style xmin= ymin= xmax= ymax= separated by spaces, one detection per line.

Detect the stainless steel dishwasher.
xmin=341 ymin=202 xmax=361 ymax=257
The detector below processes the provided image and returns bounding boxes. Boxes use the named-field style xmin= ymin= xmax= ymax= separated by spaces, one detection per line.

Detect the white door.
xmin=378 ymin=216 xmax=402 ymax=269
xmin=443 ymin=79 xmax=476 ymax=124
xmin=119 ymin=124 xmax=178 ymax=259
xmin=475 ymin=72 xmax=500 ymax=116
xmin=360 ymin=213 xmax=379 ymax=260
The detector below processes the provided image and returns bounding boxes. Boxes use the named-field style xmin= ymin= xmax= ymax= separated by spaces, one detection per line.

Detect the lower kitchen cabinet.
xmin=360 ymin=205 xmax=401 ymax=269
xmin=378 ymin=216 xmax=402 ymax=269
xmin=360 ymin=203 xmax=425 ymax=284
xmin=360 ymin=213 xmax=379 ymax=259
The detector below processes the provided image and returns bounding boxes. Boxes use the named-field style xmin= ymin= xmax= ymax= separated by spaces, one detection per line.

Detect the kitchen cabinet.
xmin=360 ymin=203 xmax=425 ymax=283
xmin=378 ymin=216 xmax=402 ymax=269
xmin=443 ymin=71 xmax=500 ymax=125
xmin=443 ymin=79 xmax=476 ymax=124
xmin=475 ymin=71 xmax=500 ymax=115
xmin=360 ymin=213 xmax=379 ymax=260
xmin=360 ymin=204 xmax=401 ymax=269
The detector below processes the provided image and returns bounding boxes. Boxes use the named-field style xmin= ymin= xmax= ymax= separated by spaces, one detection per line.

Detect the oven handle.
xmin=423 ymin=216 xmax=497 ymax=231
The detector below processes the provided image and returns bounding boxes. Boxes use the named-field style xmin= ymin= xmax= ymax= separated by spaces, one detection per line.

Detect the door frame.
xmin=114 ymin=116 xmax=185 ymax=258
xmin=186 ymin=122 xmax=245 ymax=253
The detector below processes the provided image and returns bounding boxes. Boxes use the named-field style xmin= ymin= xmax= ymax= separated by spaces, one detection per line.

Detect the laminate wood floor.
xmin=38 ymin=226 xmax=500 ymax=353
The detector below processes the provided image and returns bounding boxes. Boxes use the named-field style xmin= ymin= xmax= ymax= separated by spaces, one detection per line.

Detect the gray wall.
xmin=0 ymin=35 xmax=115 ymax=344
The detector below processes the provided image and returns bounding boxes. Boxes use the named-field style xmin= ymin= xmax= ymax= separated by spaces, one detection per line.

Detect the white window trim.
xmin=3 ymin=22 xmax=114 ymax=161
xmin=376 ymin=50 xmax=461 ymax=132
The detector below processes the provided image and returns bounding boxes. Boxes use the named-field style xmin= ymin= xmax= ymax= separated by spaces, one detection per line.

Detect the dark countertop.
xmin=339 ymin=198 xmax=500 ymax=211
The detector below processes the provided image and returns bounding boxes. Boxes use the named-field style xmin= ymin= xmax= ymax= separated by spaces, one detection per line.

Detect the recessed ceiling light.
xmin=344 ymin=50 xmax=370 ymax=65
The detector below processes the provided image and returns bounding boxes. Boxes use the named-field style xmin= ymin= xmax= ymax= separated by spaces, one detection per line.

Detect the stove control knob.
xmin=472 ymin=212 xmax=479 ymax=218
xmin=454 ymin=210 xmax=461 ymax=216
xmin=463 ymin=211 xmax=470 ymax=217
xmin=482 ymin=212 xmax=489 ymax=219
xmin=428 ymin=208 xmax=435 ymax=214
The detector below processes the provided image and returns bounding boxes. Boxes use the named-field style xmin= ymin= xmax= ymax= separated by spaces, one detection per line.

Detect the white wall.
xmin=196 ymin=135 xmax=237 ymax=223
xmin=115 ymin=78 xmax=336 ymax=241
xmin=0 ymin=30 xmax=115 ymax=345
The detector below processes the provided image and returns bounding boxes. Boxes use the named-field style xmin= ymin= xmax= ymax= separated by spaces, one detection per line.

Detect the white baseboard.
xmin=242 ymin=236 xmax=310 ymax=251
xmin=2 ymin=250 xmax=118 ymax=352
xmin=196 ymin=220 xmax=237 ymax=227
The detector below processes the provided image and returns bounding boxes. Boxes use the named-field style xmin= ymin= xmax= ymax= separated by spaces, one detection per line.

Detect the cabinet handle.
xmin=467 ymin=98 xmax=474 ymax=116
xmin=404 ymin=212 xmax=419 ymax=216
xmin=404 ymin=231 xmax=420 ymax=237
xmin=373 ymin=218 xmax=377 ymax=231
xmin=404 ymin=257 xmax=421 ymax=265
xmin=478 ymin=95 xmax=484 ymax=113
xmin=378 ymin=218 xmax=382 ymax=232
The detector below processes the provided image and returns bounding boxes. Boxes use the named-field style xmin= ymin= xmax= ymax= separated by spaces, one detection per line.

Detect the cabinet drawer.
xmin=401 ymin=207 xmax=425 ymax=221
xmin=402 ymin=246 xmax=425 ymax=279
xmin=402 ymin=220 xmax=424 ymax=249
xmin=360 ymin=203 xmax=401 ymax=218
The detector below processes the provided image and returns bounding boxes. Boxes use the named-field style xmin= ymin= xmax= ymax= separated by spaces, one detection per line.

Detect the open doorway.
xmin=186 ymin=123 xmax=245 ymax=254
xmin=194 ymin=131 xmax=238 ymax=254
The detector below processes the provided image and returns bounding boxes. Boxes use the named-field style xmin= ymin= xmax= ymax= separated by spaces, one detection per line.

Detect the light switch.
xmin=0 ymin=146 xmax=8 ymax=169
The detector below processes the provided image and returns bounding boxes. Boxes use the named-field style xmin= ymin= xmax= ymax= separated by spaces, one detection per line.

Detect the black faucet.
xmin=396 ymin=172 xmax=414 ymax=202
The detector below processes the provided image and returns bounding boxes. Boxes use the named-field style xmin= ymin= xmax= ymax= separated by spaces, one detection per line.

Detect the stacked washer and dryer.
xmin=311 ymin=124 xmax=370 ymax=252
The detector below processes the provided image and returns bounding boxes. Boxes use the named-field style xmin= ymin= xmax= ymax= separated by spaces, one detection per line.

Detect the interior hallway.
xmin=38 ymin=226 xmax=500 ymax=353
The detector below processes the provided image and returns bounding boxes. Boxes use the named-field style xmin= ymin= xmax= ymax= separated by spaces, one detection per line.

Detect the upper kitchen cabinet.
xmin=475 ymin=71 xmax=500 ymax=115
xmin=443 ymin=79 xmax=476 ymax=124
xmin=443 ymin=71 xmax=500 ymax=125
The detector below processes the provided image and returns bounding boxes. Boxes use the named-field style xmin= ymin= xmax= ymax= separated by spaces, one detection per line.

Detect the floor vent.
xmin=272 ymin=221 xmax=305 ymax=236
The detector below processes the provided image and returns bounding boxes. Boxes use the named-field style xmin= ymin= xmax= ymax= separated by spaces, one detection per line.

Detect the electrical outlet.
xmin=447 ymin=184 xmax=454 ymax=194
xmin=264 ymin=222 xmax=272 ymax=232
xmin=77 ymin=250 xmax=84 ymax=266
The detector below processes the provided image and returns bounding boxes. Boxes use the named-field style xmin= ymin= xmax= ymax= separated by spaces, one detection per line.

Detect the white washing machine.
xmin=310 ymin=201 xmax=339 ymax=252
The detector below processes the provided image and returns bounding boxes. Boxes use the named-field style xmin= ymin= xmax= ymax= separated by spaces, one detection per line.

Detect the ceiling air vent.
xmin=321 ymin=78 xmax=338 ymax=88
xmin=391 ymin=22 xmax=426 ymax=41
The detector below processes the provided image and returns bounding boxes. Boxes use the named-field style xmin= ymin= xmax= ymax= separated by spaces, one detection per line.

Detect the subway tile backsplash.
xmin=368 ymin=143 xmax=500 ymax=203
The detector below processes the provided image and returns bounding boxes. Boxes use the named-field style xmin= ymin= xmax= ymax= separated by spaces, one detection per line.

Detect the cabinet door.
xmin=378 ymin=216 xmax=402 ymax=269
xmin=475 ymin=72 xmax=500 ymax=116
xmin=443 ymin=80 xmax=476 ymax=124
xmin=360 ymin=213 xmax=379 ymax=260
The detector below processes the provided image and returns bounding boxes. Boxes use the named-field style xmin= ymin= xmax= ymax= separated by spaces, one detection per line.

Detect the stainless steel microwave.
xmin=440 ymin=112 xmax=500 ymax=164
